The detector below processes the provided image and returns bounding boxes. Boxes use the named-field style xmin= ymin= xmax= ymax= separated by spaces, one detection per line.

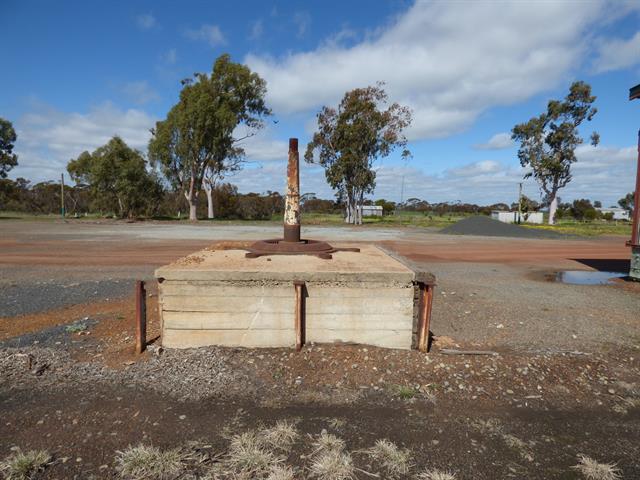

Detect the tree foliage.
xmin=0 ymin=117 xmax=18 ymax=179
xmin=304 ymin=83 xmax=411 ymax=224
xmin=148 ymin=54 xmax=270 ymax=220
xmin=570 ymin=198 xmax=597 ymax=221
xmin=67 ymin=136 xmax=162 ymax=218
xmin=512 ymin=81 xmax=598 ymax=224
xmin=618 ymin=192 xmax=635 ymax=215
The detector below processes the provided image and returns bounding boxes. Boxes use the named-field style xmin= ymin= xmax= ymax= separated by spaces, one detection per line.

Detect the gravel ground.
xmin=0 ymin=279 xmax=134 ymax=317
xmin=427 ymin=261 xmax=640 ymax=349
xmin=440 ymin=215 xmax=571 ymax=239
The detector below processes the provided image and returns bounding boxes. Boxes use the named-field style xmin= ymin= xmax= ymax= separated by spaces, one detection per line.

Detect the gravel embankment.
xmin=2 ymin=343 xmax=638 ymax=413
xmin=0 ymin=279 xmax=134 ymax=317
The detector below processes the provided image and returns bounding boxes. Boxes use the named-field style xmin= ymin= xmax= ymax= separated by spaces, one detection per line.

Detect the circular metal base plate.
xmin=245 ymin=239 xmax=359 ymax=259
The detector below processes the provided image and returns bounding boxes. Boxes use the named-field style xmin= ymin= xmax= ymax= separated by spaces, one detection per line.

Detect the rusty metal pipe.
xmin=284 ymin=138 xmax=301 ymax=243
xmin=417 ymin=283 xmax=434 ymax=353
xmin=294 ymin=281 xmax=304 ymax=351
xmin=630 ymin=130 xmax=640 ymax=247
xmin=135 ymin=280 xmax=147 ymax=354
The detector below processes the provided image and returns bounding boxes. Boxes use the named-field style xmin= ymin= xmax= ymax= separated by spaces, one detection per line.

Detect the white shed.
xmin=597 ymin=208 xmax=630 ymax=221
xmin=491 ymin=211 xmax=544 ymax=224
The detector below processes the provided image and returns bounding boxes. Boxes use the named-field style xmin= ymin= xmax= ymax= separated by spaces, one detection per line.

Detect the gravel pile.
xmin=0 ymin=346 xmax=250 ymax=401
xmin=440 ymin=215 xmax=569 ymax=239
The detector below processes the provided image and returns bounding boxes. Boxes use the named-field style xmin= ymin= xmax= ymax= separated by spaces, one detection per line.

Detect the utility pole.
xmin=517 ymin=182 xmax=523 ymax=224
xmin=60 ymin=173 xmax=65 ymax=218
xmin=399 ymin=175 xmax=405 ymax=209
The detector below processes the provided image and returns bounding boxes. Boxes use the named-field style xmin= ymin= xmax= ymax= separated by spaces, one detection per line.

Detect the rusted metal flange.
xmin=245 ymin=239 xmax=359 ymax=260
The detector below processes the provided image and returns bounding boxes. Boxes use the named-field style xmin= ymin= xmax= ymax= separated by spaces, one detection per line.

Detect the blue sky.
xmin=2 ymin=0 xmax=640 ymax=206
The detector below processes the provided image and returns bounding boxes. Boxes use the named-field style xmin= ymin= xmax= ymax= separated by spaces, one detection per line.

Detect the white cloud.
xmin=121 ymin=81 xmax=160 ymax=105
xmin=235 ymin=126 xmax=288 ymax=163
xmin=11 ymin=102 xmax=156 ymax=182
xmin=474 ymin=132 xmax=514 ymax=150
xmin=231 ymin=142 xmax=636 ymax=207
xmin=136 ymin=13 xmax=157 ymax=30
xmin=246 ymin=1 xmax=606 ymax=140
xmin=593 ymin=31 xmax=640 ymax=73
xmin=163 ymin=48 xmax=177 ymax=65
xmin=185 ymin=24 xmax=226 ymax=47
xmin=293 ymin=12 xmax=311 ymax=38
xmin=249 ymin=19 xmax=264 ymax=41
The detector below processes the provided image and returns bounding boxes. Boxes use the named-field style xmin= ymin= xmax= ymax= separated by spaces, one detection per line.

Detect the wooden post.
xmin=294 ymin=281 xmax=304 ymax=351
xmin=135 ymin=281 xmax=147 ymax=354
xmin=60 ymin=173 xmax=65 ymax=218
xmin=417 ymin=282 xmax=434 ymax=352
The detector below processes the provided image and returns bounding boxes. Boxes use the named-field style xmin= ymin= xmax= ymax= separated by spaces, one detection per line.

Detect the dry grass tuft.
xmin=311 ymin=431 xmax=346 ymax=455
xmin=327 ymin=418 xmax=346 ymax=431
xmin=416 ymin=468 xmax=457 ymax=480
xmin=115 ymin=445 xmax=184 ymax=480
xmin=308 ymin=449 xmax=355 ymax=480
xmin=226 ymin=431 xmax=281 ymax=476
xmin=366 ymin=439 xmax=412 ymax=478
xmin=0 ymin=449 xmax=50 ymax=480
xmin=572 ymin=454 xmax=621 ymax=480
xmin=261 ymin=420 xmax=299 ymax=452
xmin=266 ymin=464 xmax=296 ymax=480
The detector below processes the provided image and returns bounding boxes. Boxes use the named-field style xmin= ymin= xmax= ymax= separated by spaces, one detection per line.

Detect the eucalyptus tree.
xmin=0 ymin=117 xmax=18 ymax=179
xmin=512 ymin=81 xmax=599 ymax=225
xmin=67 ymin=136 xmax=162 ymax=218
xmin=305 ymin=84 xmax=411 ymax=224
xmin=148 ymin=54 xmax=270 ymax=220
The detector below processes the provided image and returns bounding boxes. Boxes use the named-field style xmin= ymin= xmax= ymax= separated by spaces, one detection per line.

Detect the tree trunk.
xmin=345 ymin=198 xmax=353 ymax=224
xmin=185 ymin=185 xmax=198 ymax=221
xmin=206 ymin=188 xmax=214 ymax=219
xmin=548 ymin=194 xmax=558 ymax=225
xmin=203 ymin=178 xmax=214 ymax=219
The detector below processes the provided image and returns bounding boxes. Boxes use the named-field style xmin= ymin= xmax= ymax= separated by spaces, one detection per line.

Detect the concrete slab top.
xmin=155 ymin=244 xmax=417 ymax=283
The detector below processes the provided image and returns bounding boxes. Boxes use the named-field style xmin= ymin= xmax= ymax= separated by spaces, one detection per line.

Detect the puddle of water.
xmin=555 ymin=270 xmax=626 ymax=285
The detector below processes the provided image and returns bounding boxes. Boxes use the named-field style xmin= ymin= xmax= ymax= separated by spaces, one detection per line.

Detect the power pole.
xmin=399 ymin=175 xmax=405 ymax=207
xmin=517 ymin=182 xmax=523 ymax=224
xmin=60 ymin=173 xmax=65 ymax=218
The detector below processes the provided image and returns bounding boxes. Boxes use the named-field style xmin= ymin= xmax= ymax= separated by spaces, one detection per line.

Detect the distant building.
xmin=359 ymin=205 xmax=383 ymax=217
xmin=491 ymin=210 xmax=544 ymax=224
xmin=597 ymin=207 xmax=630 ymax=221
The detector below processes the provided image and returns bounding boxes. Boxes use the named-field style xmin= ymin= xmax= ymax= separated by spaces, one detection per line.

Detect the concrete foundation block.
xmin=155 ymin=244 xmax=434 ymax=350
xmin=631 ymin=246 xmax=640 ymax=281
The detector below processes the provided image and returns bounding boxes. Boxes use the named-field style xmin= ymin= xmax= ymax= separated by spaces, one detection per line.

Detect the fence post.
xmin=135 ymin=280 xmax=147 ymax=354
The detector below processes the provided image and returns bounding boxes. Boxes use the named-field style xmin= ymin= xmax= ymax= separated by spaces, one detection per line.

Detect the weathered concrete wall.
xmin=159 ymin=280 xmax=414 ymax=349
xmin=156 ymin=245 xmax=430 ymax=350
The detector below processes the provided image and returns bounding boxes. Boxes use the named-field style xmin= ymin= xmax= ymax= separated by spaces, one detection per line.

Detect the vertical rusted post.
xmin=417 ymin=282 xmax=434 ymax=353
xmin=294 ymin=281 xmax=304 ymax=351
xmin=284 ymin=138 xmax=301 ymax=243
xmin=135 ymin=280 xmax=147 ymax=354
xmin=630 ymin=130 xmax=640 ymax=248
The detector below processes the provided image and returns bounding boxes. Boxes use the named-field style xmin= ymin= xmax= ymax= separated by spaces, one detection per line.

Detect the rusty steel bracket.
xmin=135 ymin=280 xmax=147 ymax=354
xmin=294 ymin=281 xmax=305 ymax=351
xmin=417 ymin=282 xmax=434 ymax=353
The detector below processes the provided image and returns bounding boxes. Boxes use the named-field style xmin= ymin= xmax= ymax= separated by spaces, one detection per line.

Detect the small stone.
xmin=179 ymin=415 xmax=186 ymax=420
